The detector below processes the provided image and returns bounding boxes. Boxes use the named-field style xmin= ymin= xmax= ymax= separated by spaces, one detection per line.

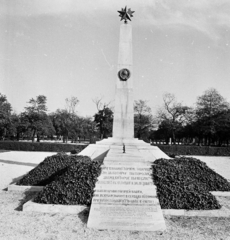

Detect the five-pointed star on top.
xmin=118 ymin=6 xmax=135 ymax=23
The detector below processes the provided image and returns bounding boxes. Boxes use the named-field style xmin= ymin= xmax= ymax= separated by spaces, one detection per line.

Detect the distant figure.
xmin=123 ymin=143 xmax=125 ymax=153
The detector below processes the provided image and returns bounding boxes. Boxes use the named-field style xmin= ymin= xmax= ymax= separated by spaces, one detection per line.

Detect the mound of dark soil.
xmin=34 ymin=159 xmax=101 ymax=206
xmin=16 ymin=153 xmax=91 ymax=186
xmin=18 ymin=154 xmax=230 ymax=210
xmin=152 ymin=157 xmax=230 ymax=210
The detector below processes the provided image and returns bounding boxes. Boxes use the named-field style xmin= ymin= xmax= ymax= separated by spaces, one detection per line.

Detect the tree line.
xmin=0 ymin=95 xmax=97 ymax=143
xmin=153 ymin=88 xmax=230 ymax=146
xmin=1 ymin=88 xmax=230 ymax=146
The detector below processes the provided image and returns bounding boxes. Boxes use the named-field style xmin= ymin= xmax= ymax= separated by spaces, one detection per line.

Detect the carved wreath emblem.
xmin=118 ymin=68 xmax=130 ymax=81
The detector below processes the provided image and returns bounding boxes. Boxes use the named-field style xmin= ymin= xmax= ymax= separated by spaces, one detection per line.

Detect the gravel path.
xmin=0 ymin=152 xmax=230 ymax=239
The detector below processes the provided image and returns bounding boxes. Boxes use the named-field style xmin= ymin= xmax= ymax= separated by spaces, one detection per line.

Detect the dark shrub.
xmin=16 ymin=153 xmax=91 ymax=186
xmin=34 ymin=159 xmax=101 ymax=206
xmin=152 ymin=157 xmax=230 ymax=210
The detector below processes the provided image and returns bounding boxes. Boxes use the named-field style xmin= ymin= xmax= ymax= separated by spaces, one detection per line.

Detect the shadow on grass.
xmin=14 ymin=191 xmax=38 ymax=211
xmin=10 ymin=174 xmax=26 ymax=185
xmin=77 ymin=207 xmax=90 ymax=224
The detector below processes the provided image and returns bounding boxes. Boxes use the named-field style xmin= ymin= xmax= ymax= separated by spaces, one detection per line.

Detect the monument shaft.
xmin=112 ymin=23 xmax=134 ymax=139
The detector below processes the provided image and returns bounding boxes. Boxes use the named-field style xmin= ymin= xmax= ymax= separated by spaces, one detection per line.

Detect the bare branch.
xmin=65 ymin=97 xmax=79 ymax=114
xmin=92 ymin=96 xmax=112 ymax=111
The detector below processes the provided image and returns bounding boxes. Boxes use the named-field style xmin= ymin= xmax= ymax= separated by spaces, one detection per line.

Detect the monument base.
xmin=86 ymin=143 xmax=167 ymax=231
xmin=81 ymin=138 xmax=168 ymax=232
xmin=78 ymin=137 xmax=170 ymax=162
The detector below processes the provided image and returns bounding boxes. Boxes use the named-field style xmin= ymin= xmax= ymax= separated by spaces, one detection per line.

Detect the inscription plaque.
xmin=87 ymin=163 xmax=166 ymax=231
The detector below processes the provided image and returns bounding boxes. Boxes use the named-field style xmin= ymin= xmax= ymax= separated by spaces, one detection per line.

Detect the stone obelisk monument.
xmin=86 ymin=7 xmax=167 ymax=232
xmin=112 ymin=22 xmax=134 ymax=139
xmin=79 ymin=6 xmax=169 ymax=159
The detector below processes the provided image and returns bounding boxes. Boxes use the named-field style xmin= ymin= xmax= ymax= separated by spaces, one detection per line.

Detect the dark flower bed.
xmin=152 ymin=157 xmax=230 ymax=210
xmin=16 ymin=153 xmax=91 ymax=186
xmin=17 ymin=154 xmax=230 ymax=209
xmin=33 ymin=159 xmax=101 ymax=206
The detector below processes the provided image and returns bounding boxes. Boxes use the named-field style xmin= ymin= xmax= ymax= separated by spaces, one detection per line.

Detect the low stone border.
xmin=8 ymin=184 xmax=230 ymax=217
xmin=8 ymin=183 xmax=43 ymax=192
xmin=0 ymin=159 xmax=38 ymax=167
xmin=210 ymin=191 xmax=230 ymax=197
xmin=8 ymin=183 xmax=230 ymax=197
xmin=22 ymin=199 xmax=230 ymax=218
xmin=162 ymin=206 xmax=230 ymax=217
xmin=23 ymin=199 xmax=87 ymax=214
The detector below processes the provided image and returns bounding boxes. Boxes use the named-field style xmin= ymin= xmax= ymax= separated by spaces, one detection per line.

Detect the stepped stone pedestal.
xmin=86 ymin=144 xmax=167 ymax=231
xmin=79 ymin=137 xmax=170 ymax=162
xmin=80 ymin=138 xmax=169 ymax=231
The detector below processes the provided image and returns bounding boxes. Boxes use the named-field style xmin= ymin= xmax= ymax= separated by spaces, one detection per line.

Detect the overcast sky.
xmin=1 ymin=0 xmax=230 ymax=117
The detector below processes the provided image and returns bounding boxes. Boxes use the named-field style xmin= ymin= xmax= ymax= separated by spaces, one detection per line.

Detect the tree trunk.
xmin=16 ymin=132 xmax=20 ymax=141
xmin=37 ymin=134 xmax=40 ymax=142
xmin=172 ymin=131 xmax=176 ymax=144
xmin=32 ymin=129 xmax=36 ymax=142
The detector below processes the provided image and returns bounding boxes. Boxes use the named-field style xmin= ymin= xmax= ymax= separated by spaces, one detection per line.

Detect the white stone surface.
xmin=23 ymin=199 xmax=87 ymax=214
xmin=87 ymin=205 xmax=166 ymax=231
xmin=112 ymin=23 xmax=134 ymax=139
xmin=78 ymin=138 xmax=170 ymax=164
xmin=88 ymin=171 xmax=166 ymax=230
xmin=210 ymin=191 xmax=230 ymax=196
xmin=78 ymin=144 xmax=109 ymax=161
xmin=96 ymin=138 xmax=148 ymax=146
xmin=88 ymin=157 xmax=166 ymax=231
xmin=8 ymin=183 xmax=43 ymax=192
xmin=162 ymin=206 xmax=230 ymax=217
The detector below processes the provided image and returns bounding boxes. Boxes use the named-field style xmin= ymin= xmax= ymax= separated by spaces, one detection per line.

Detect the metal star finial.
xmin=118 ymin=6 xmax=135 ymax=24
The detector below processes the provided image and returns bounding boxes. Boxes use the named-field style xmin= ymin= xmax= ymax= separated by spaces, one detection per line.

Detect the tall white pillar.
xmin=112 ymin=23 xmax=134 ymax=139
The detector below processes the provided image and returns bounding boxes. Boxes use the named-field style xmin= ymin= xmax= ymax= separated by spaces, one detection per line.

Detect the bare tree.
xmin=92 ymin=96 xmax=112 ymax=111
xmin=134 ymin=100 xmax=151 ymax=115
xmin=92 ymin=96 xmax=113 ymax=139
xmin=157 ymin=93 xmax=189 ymax=144
xmin=134 ymin=100 xmax=155 ymax=141
xmin=65 ymin=96 xmax=79 ymax=114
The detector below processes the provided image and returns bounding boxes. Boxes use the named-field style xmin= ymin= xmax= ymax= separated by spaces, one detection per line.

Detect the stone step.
xmin=87 ymin=204 xmax=166 ymax=231
xmin=103 ymin=160 xmax=152 ymax=166
xmin=87 ymin=161 xmax=166 ymax=231
xmin=104 ymin=156 xmax=145 ymax=162
xmin=94 ymin=182 xmax=156 ymax=190
xmin=105 ymin=155 xmax=143 ymax=158
xmin=107 ymin=150 xmax=142 ymax=155
xmin=103 ymin=162 xmax=152 ymax=167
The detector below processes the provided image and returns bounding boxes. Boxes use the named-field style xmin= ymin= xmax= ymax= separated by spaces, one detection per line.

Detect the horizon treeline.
xmin=0 ymin=88 xmax=230 ymax=146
